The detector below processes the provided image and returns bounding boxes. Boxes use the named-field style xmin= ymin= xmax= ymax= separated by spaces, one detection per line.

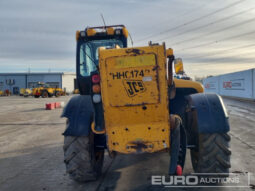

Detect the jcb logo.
xmin=123 ymin=80 xmax=146 ymax=97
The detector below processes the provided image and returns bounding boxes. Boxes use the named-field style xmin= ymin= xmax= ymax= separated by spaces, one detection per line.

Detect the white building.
xmin=203 ymin=68 xmax=255 ymax=100
xmin=0 ymin=72 xmax=76 ymax=94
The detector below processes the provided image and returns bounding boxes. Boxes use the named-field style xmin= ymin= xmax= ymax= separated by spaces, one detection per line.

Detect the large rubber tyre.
xmin=63 ymin=134 xmax=104 ymax=182
xmin=41 ymin=91 xmax=48 ymax=98
xmin=191 ymin=133 xmax=231 ymax=174
xmin=169 ymin=116 xmax=187 ymax=175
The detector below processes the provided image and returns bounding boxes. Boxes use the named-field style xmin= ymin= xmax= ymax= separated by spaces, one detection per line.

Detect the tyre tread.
xmin=191 ymin=133 xmax=231 ymax=174
xmin=63 ymin=136 xmax=103 ymax=182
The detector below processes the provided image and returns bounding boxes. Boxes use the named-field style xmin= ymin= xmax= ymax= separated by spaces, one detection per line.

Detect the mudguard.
xmin=187 ymin=93 xmax=230 ymax=133
xmin=61 ymin=95 xmax=94 ymax=136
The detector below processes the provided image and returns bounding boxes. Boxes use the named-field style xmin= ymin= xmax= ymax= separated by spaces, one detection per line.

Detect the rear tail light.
xmin=92 ymin=84 xmax=101 ymax=93
xmin=91 ymin=74 xmax=101 ymax=103
xmin=92 ymin=74 xmax=100 ymax=83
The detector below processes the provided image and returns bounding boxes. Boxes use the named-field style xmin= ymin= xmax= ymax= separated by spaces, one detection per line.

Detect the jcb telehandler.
xmin=62 ymin=25 xmax=231 ymax=182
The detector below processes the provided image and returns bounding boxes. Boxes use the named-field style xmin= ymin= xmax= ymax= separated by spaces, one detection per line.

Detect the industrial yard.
xmin=0 ymin=96 xmax=254 ymax=191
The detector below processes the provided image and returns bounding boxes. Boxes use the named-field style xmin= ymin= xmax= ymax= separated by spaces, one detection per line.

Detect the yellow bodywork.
xmin=32 ymin=87 xmax=54 ymax=95
xmin=24 ymin=88 xmax=32 ymax=96
xmin=56 ymin=88 xmax=65 ymax=96
xmin=0 ymin=90 xmax=3 ymax=96
xmin=47 ymin=88 xmax=55 ymax=94
xmin=32 ymin=86 xmax=55 ymax=97
xmin=73 ymin=89 xmax=80 ymax=94
xmin=174 ymin=79 xmax=204 ymax=93
xmin=99 ymin=45 xmax=171 ymax=154
xmin=106 ymin=27 xmax=115 ymax=35
xmin=87 ymin=28 xmax=97 ymax=36
xmin=32 ymin=87 xmax=41 ymax=96
xmin=20 ymin=88 xmax=25 ymax=95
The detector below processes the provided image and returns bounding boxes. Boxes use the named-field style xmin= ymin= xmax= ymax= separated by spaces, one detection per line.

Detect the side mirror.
xmin=174 ymin=58 xmax=184 ymax=74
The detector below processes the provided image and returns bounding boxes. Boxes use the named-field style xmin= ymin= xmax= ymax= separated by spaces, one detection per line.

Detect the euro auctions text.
xmin=151 ymin=173 xmax=251 ymax=188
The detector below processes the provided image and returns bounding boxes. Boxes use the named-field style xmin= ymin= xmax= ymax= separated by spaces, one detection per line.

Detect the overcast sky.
xmin=0 ymin=0 xmax=255 ymax=77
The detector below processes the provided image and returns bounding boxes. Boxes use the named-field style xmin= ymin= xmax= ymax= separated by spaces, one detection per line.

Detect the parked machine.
xmin=19 ymin=88 xmax=26 ymax=96
xmin=61 ymin=25 xmax=231 ymax=182
xmin=56 ymin=88 xmax=65 ymax=96
xmin=23 ymin=88 xmax=32 ymax=97
xmin=32 ymin=82 xmax=61 ymax=98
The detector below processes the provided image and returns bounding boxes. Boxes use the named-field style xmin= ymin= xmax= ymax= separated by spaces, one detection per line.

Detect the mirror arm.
xmin=167 ymin=55 xmax=175 ymax=86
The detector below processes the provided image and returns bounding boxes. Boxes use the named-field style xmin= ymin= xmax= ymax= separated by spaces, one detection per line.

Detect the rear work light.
xmin=106 ymin=27 xmax=115 ymax=35
xmin=80 ymin=31 xmax=86 ymax=37
xmin=92 ymin=74 xmax=100 ymax=83
xmin=86 ymin=28 xmax=97 ymax=36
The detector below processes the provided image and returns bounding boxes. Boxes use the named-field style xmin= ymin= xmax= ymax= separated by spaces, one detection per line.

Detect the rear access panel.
xmin=99 ymin=45 xmax=170 ymax=154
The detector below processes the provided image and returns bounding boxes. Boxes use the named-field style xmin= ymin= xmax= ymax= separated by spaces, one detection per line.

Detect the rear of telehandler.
xmin=62 ymin=25 xmax=231 ymax=182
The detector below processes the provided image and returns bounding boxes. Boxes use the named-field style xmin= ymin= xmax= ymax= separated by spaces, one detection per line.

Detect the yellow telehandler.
xmin=61 ymin=25 xmax=231 ymax=182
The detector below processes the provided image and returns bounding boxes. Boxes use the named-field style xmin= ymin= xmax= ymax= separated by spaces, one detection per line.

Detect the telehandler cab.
xmin=62 ymin=25 xmax=231 ymax=182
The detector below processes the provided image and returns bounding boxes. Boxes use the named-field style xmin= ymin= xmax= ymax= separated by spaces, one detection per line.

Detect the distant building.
xmin=0 ymin=72 xmax=76 ymax=94
xmin=203 ymin=68 xmax=255 ymax=100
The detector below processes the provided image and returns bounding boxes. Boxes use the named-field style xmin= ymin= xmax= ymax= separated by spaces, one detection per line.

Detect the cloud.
xmin=0 ymin=0 xmax=255 ymax=76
